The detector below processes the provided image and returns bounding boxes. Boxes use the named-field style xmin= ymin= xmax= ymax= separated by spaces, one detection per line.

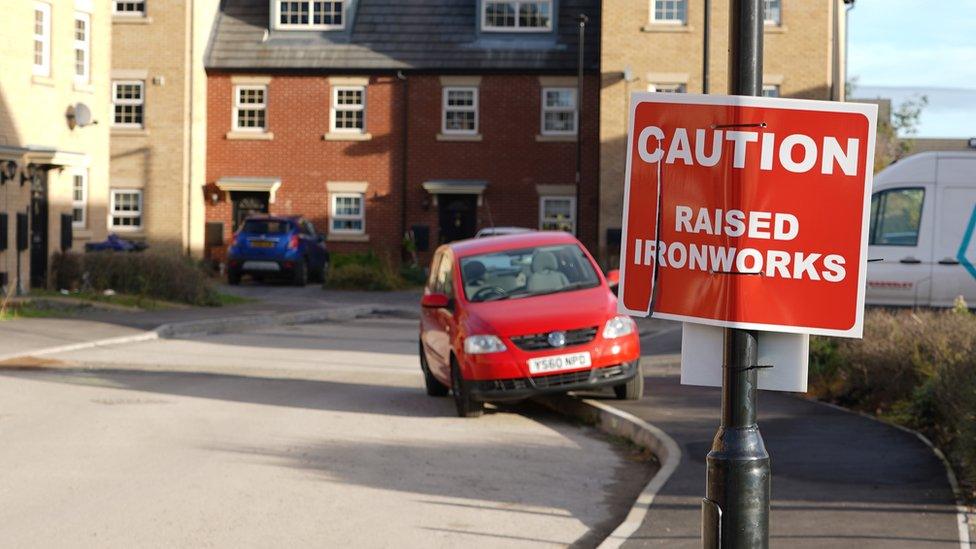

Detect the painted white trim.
xmin=441 ymin=86 xmax=479 ymax=135
xmin=540 ymin=87 xmax=578 ymax=136
xmin=538 ymin=195 xmax=576 ymax=234
xmin=112 ymin=80 xmax=145 ymax=128
xmin=481 ymin=0 xmax=553 ymax=33
xmin=109 ymin=188 xmax=143 ymax=231
xmin=615 ymin=92 xmax=878 ymax=338
xmin=648 ymin=0 xmax=687 ymax=25
xmin=71 ymin=169 xmax=88 ymax=229
xmin=73 ymin=11 xmax=91 ymax=86
xmin=112 ymin=0 xmax=146 ymax=16
xmin=330 ymin=85 xmax=366 ymax=134
xmin=232 ymin=84 xmax=268 ymax=132
xmin=330 ymin=192 xmax=365 ymax=235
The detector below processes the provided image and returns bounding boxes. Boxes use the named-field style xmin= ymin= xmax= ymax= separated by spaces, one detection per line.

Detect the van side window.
xmin=870 ymin=188 xmax=925 ymax=246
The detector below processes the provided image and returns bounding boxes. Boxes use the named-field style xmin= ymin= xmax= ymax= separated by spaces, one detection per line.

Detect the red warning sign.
xmin=617 ymin=94 xmax=877 ymax=337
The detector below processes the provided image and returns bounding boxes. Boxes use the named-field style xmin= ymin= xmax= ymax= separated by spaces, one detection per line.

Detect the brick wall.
xmin=205 ymin=72 xmax=601 ymax=267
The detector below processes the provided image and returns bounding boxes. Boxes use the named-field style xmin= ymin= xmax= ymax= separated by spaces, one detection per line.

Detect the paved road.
xmin=0 ymin=316 xmax=651 ymax=548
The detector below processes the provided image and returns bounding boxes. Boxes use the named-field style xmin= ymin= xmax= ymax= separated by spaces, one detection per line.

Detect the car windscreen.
xmin=242 ymin=220 xmax=291 ymax=234
xmin=459 ymin=244 xmax=600 ymax=302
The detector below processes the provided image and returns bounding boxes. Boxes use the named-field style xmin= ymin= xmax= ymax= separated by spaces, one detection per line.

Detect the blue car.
xmin=226 ymin=215 xmax=330 ymax=286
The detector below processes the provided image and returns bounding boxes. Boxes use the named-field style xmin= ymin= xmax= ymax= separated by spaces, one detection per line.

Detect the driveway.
xmin=0 ymin=316 xmax=651 ymax=548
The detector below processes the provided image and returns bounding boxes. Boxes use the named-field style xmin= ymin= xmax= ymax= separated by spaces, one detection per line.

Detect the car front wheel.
xmin=613 ymin=361 xmax=645 ymax=400
xmin=451 ymin=357 xmax=483 ymax=418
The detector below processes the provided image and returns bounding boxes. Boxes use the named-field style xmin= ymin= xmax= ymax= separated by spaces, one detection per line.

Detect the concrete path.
xmin=0 ymin=317 xmax=651 ymax=548
xmin=602 ymin=356 xmax=964 ymax=548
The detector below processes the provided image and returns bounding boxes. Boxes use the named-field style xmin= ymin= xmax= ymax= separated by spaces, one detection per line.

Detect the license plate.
xmin=527 ymin=352 xmax=592 ymax=375
xmin=249 ymin=240 xmax=275 ymax=248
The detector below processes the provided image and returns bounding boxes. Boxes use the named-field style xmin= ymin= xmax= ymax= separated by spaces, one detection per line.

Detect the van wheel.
xmin=614 ymin=361 xmax=644 ymax=400
xmin=420 ymin=341 xmax=449 ymax=397
xmin=451 ymin=357 xmax=483 ymax=418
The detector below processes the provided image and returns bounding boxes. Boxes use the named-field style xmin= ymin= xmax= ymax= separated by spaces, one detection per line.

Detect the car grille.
xmin=510 ymin=327 xmax=599 ymax=351
xmin=472 ymin=363 xmax=633 ymax=393
xmin=531 ymin=368 xmax=593 ymax=388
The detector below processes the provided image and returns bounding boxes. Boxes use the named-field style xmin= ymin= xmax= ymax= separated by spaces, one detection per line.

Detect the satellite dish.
xmin=74 ymin=103 xmax=93 ymax=126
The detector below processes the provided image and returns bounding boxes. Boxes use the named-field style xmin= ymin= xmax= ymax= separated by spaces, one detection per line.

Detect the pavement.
xmin=0 ymin=317 xmax=651 ymax=548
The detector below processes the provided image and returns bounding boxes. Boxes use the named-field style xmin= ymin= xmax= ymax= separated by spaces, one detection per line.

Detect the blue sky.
xmin=848 ymin=0 xmax=976 ymax=137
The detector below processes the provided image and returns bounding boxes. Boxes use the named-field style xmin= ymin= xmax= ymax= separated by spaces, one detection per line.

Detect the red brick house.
xmin=204 ymin=0 xmax=600 ymax=265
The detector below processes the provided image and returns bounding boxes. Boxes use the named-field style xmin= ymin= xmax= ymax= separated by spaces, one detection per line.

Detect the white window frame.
xmin=330 ymin=192 xmax=365 ymax=235
xmin=481 ymin=0 xmax=554 ymax=32
xmin=72 ymin=170 xmax=88 ymax=229
xmin=762 ymin=84 xmax=780 ymax=97
xmin=273 ymin=0 xmax=345 ymax=31
xmin=539 ymin=196 xmax=577 ymax=234
xmin=540 ymin=87 xmax=577 ymax=136
xmin=763 ymin=0 xmax=781 ymax=25
xmin=330 ymin=85 xmax=366 ymax=133
xmin=233 ymin=85 xmax=268 ymax=132
xmin=112 ymin=80 xmax=145 ymax=128
xmin=74 ymin=12 xmax=91 ymax=85
xmin=113 ymin=1 xmax=146 ymax=16
xmin=442 ymin=86 xmax=479 ymax=135
xmin=650 ymin=0 xmax=687 ymax=25
xmin=648 ymin=82 xmax=687 ymax=93
xmin=110 ymin=189 xmax=143 ymax=231
xmin=33 ymin=2 xmax=52 ymax=77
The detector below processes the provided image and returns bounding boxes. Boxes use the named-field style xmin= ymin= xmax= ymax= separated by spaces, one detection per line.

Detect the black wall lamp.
xmin=20 ymin=164 xmax=37 ymax=187
xmin=0 ymin=160 xmax=16 ymax=185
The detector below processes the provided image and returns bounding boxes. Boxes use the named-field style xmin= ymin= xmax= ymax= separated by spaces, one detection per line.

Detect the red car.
xmin=419 ymin=231 xmax=643 ymax=417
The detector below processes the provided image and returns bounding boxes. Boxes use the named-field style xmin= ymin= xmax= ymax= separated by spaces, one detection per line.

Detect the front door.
xmin=231 ymin=191 xmax=269 ymax=231
xmin=29 ymin=170 xmax=49 ymax=288
xmin=438 ymin=194 xmax=477 ymax=243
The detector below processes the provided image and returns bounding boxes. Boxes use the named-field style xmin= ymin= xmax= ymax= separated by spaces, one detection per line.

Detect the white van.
xmin=866 ymin=150 xmax=976 ymax=307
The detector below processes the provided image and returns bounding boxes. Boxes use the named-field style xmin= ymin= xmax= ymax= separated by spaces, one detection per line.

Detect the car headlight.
xmin=464 ymin=335 xmax=507 ymax=354
xmin=603 ymin=315 xmax=636 ymax=339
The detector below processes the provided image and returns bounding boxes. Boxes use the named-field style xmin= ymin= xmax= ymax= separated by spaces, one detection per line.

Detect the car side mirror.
xmin=605 ymin=269 xmax=620 ymax=287
xmin=421 ymin=293 xmax=451 ymax=308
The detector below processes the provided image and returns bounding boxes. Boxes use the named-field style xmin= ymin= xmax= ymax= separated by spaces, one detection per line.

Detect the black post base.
xmin=703 ymin=425 xmax=771 ymax=548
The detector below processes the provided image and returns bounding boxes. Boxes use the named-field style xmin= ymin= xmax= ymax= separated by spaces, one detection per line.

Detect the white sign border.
xmin=616 ymin=92 xmax=879 ymax=339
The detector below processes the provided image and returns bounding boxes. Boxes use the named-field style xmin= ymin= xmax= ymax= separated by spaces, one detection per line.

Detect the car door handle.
xmin=900 ymin=257 xmax=922 ymax=264
xmin=938 ymin=258 xmax=960 ymax=265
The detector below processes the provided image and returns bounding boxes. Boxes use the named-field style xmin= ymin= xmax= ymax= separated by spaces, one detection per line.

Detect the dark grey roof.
xmin=206 ymin=0 xmax=600 ymax=71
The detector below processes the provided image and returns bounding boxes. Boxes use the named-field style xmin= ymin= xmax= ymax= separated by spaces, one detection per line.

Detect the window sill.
xmin=323 ymin=132 xmax=372 ymax=142
xmin=112 ymin=128 xmax=149 ymax=137
xmin=73 ymin=82 xmax=95 ymax=94
xmin=536 ymin=134 xmax=577 ymax=143
xmin=31 ymin=75 xmax=56 ymax=87
xmin=113 ymin=16 xmax=153 ymax=24
xmin=436 ymin=133 xmax=483 ymax=142
xmin=226 ymin=131 xmax=274 ymax=141
xmin=764 ymin=24 xmax=788 ymax=34
xmin=641 ymin=24 xmax=693 ymax=33
xmin=327 ymin=233 xmax=369 ymax=243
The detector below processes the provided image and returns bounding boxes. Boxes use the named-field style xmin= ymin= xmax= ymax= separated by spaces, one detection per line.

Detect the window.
xmin=762 ymin=84 xmax=780 ymax=97
xmin=541 ymin=88 xmax=577 ymax=135
xmin=763 ymin=0 xmax=781 ymax=25
xmin=113 ymin=81 xmax=144 ymax=127
xmin=33 ymin=3 xmax=51 ymax=77
xmin=482 ymin=1 xmax=552 ymax=31
xmin=651 ymin=0 xmax=686 ymax=24
xmin=72 ymin=171 xmax=87 ymax=229
xmin=331 ymin=86 xmax=365 ymax=132
xmin=113 ymin=1 xmax=145 ymax=15
xmin=540 ymin=196 xmax=576 ymax=234
xmin=74 ymin=13 xmax=91 ymax=85
xmin=648 ymin=83 xmax=687 ymax=93
xmin=870 ymin=188 xmax=924 ymax=246
xmin=275 ymin=1 xmax=344 ymax=30
xmin=234 ymin=85 xmax=267 ymax=131
xmin=442 ymin=87 xmax=478 ymax=134
xmin=110 ymin=190 xmax=143 ymax=230
xmin=330 ymin=193 xmax=364 ymax=234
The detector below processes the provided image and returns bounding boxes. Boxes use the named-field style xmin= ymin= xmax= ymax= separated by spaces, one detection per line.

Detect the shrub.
xmin=809 ymin=307 xmax=976 ymax=499
xmin=50 ymin=251 xmax=220 ymax=306
xmin=326 ymin=263 xmax=402 ymax=291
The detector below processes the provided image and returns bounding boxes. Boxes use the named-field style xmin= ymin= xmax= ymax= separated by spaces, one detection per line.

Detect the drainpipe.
xmin=398 ymin=70 xmax=408 ymax=260
xmin=575 ymin=13 xmax=587 ymax=240
xmin=844 ymin=0 xmax=855 ymax=100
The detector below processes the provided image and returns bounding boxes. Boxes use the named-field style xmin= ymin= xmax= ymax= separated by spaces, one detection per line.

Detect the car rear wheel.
xmin=451 ymin=357 xmax=483 ymax=418
xmin=420 ymin=341 xmax=449 ymax=397
xmin=227 ymin=268 xmax=242 ymax=286
xmin=292 ymin=259 xmax=308 ymax=286
xmin=614 ymin=361 xmax=645 ymax=400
